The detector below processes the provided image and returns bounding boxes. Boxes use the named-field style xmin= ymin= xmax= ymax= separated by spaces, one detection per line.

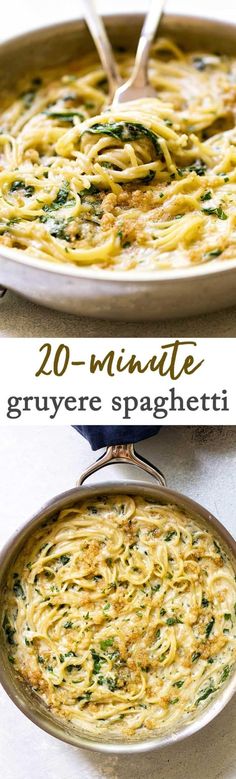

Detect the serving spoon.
xmin=82 ymin=0 xmax=166 ymax=104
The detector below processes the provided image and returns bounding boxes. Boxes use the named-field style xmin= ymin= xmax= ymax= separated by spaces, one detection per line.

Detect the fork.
xmin=82 ymin=0 xmax=166 ymax=105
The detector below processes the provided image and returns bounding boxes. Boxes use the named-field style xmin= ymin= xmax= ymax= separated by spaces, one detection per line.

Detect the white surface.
xmin=0 ymin=425 xmax=236 ymax=779
xmin=1 ymin=0 xmax=236 ymax=336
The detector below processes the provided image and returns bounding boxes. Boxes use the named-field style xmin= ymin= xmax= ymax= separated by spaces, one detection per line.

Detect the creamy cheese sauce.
xmin=2 ymin=495 xmax=236 ymax=738
xmin=1 ymin=38 xmax=236 ymax=271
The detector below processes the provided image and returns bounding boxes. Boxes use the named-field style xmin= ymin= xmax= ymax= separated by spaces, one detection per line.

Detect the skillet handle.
xmin=78 ymin=443 xmax=166 ymax=486
xmin=73 ymin=425 xmax=166 ymax=487
xmin=74 ymin=425 xmax=166 ymax=486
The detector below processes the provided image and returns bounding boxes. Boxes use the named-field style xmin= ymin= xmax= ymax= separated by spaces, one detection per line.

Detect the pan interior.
xmin=0 ymin=481 xmax=236 ymax=752
xmin=1 ymin=14 xmax=236 ymax=281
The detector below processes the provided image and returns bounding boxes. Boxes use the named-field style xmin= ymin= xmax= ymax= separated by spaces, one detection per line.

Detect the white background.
xmin=0 ymin=425 xmax=236 ymax=779
xmin=0 ymin=338 xmax=234 ymax=425
xmin=1 ymin=0 xmax=236 ymax=41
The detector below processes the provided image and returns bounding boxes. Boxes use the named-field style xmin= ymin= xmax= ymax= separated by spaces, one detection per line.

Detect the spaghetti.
xmin=2 ymin=495 xmax=236 ymax=738
xmin=1 ymin=39 xmax=236 ymax=271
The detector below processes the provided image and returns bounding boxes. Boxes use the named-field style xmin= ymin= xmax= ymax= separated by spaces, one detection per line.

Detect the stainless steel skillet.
xmin=1 ymin=13 xmax=236 ymax=320
xmin=0 ymin=425 xmax=235 ymax=754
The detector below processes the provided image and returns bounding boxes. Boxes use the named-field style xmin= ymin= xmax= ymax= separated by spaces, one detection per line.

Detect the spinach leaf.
xmin=196 ymin=686 xmax=215 ymax=705
xmin=83 ymin=121 xmax=163 ymax=158
xmin=67 ymin=663 xmax=82 ymax=672
xmin=77 ymin=691 xmax=92 ymax=702
xmin=200 ymin=191 xmax=212 ymax=201
xmin=91 ymin=649 xmax=105 ymax=674
xmin=214 ymin=540 xmax=224 ymax=557
xmin=79 ymin=184 xmax=100 ymax=199
xmin=97 ymin=674 xmax=117 ymax=691
xmin=10 ymin=180 xmax=35 ymax=197
xmin=165 ymin=530 xmax=177 ymax=542
xmin=45 ymin=220 xmax=71 ymax=241
xmin=202 ymin=206 xmax=227 ymax=220
xmin=206 ymin=616 xmax=215 ymax=638
xmin=13 ymin=575 xmax=25 ymax=600
xmin=65 ymin=651 xmax=76 ymax=658
xmin=188 ymin=160 xmax=207 ymax=177
xmin=221 ymin=665 xmax=230 ymax=682
xmin=192 ymin=651 xmax=201 ymax=662
xmin=60 ymin=554 xmax=70 ymax=565
xmin=100 ymin=638 xmax=114 ymax=651
xmin=43 ymin=182 xmax=70 ymax=212
xmin=205 ymin=249 xmax=222 ymax=258
xmin=3 ymin=614 xmax=16 ymax=646
xmin=44 ymin=109 xmax=85 ymax=123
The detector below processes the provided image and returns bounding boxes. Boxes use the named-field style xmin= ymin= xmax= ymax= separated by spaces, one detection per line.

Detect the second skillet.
xmin=0 ymin=425 xmax=235 ymax=754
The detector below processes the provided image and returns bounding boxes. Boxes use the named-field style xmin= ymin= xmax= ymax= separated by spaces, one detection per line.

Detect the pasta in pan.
xmin=2 ymin=495 xmax=236 ymax=738
xmin=1 ymin=38 xmax=236 ymax=271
